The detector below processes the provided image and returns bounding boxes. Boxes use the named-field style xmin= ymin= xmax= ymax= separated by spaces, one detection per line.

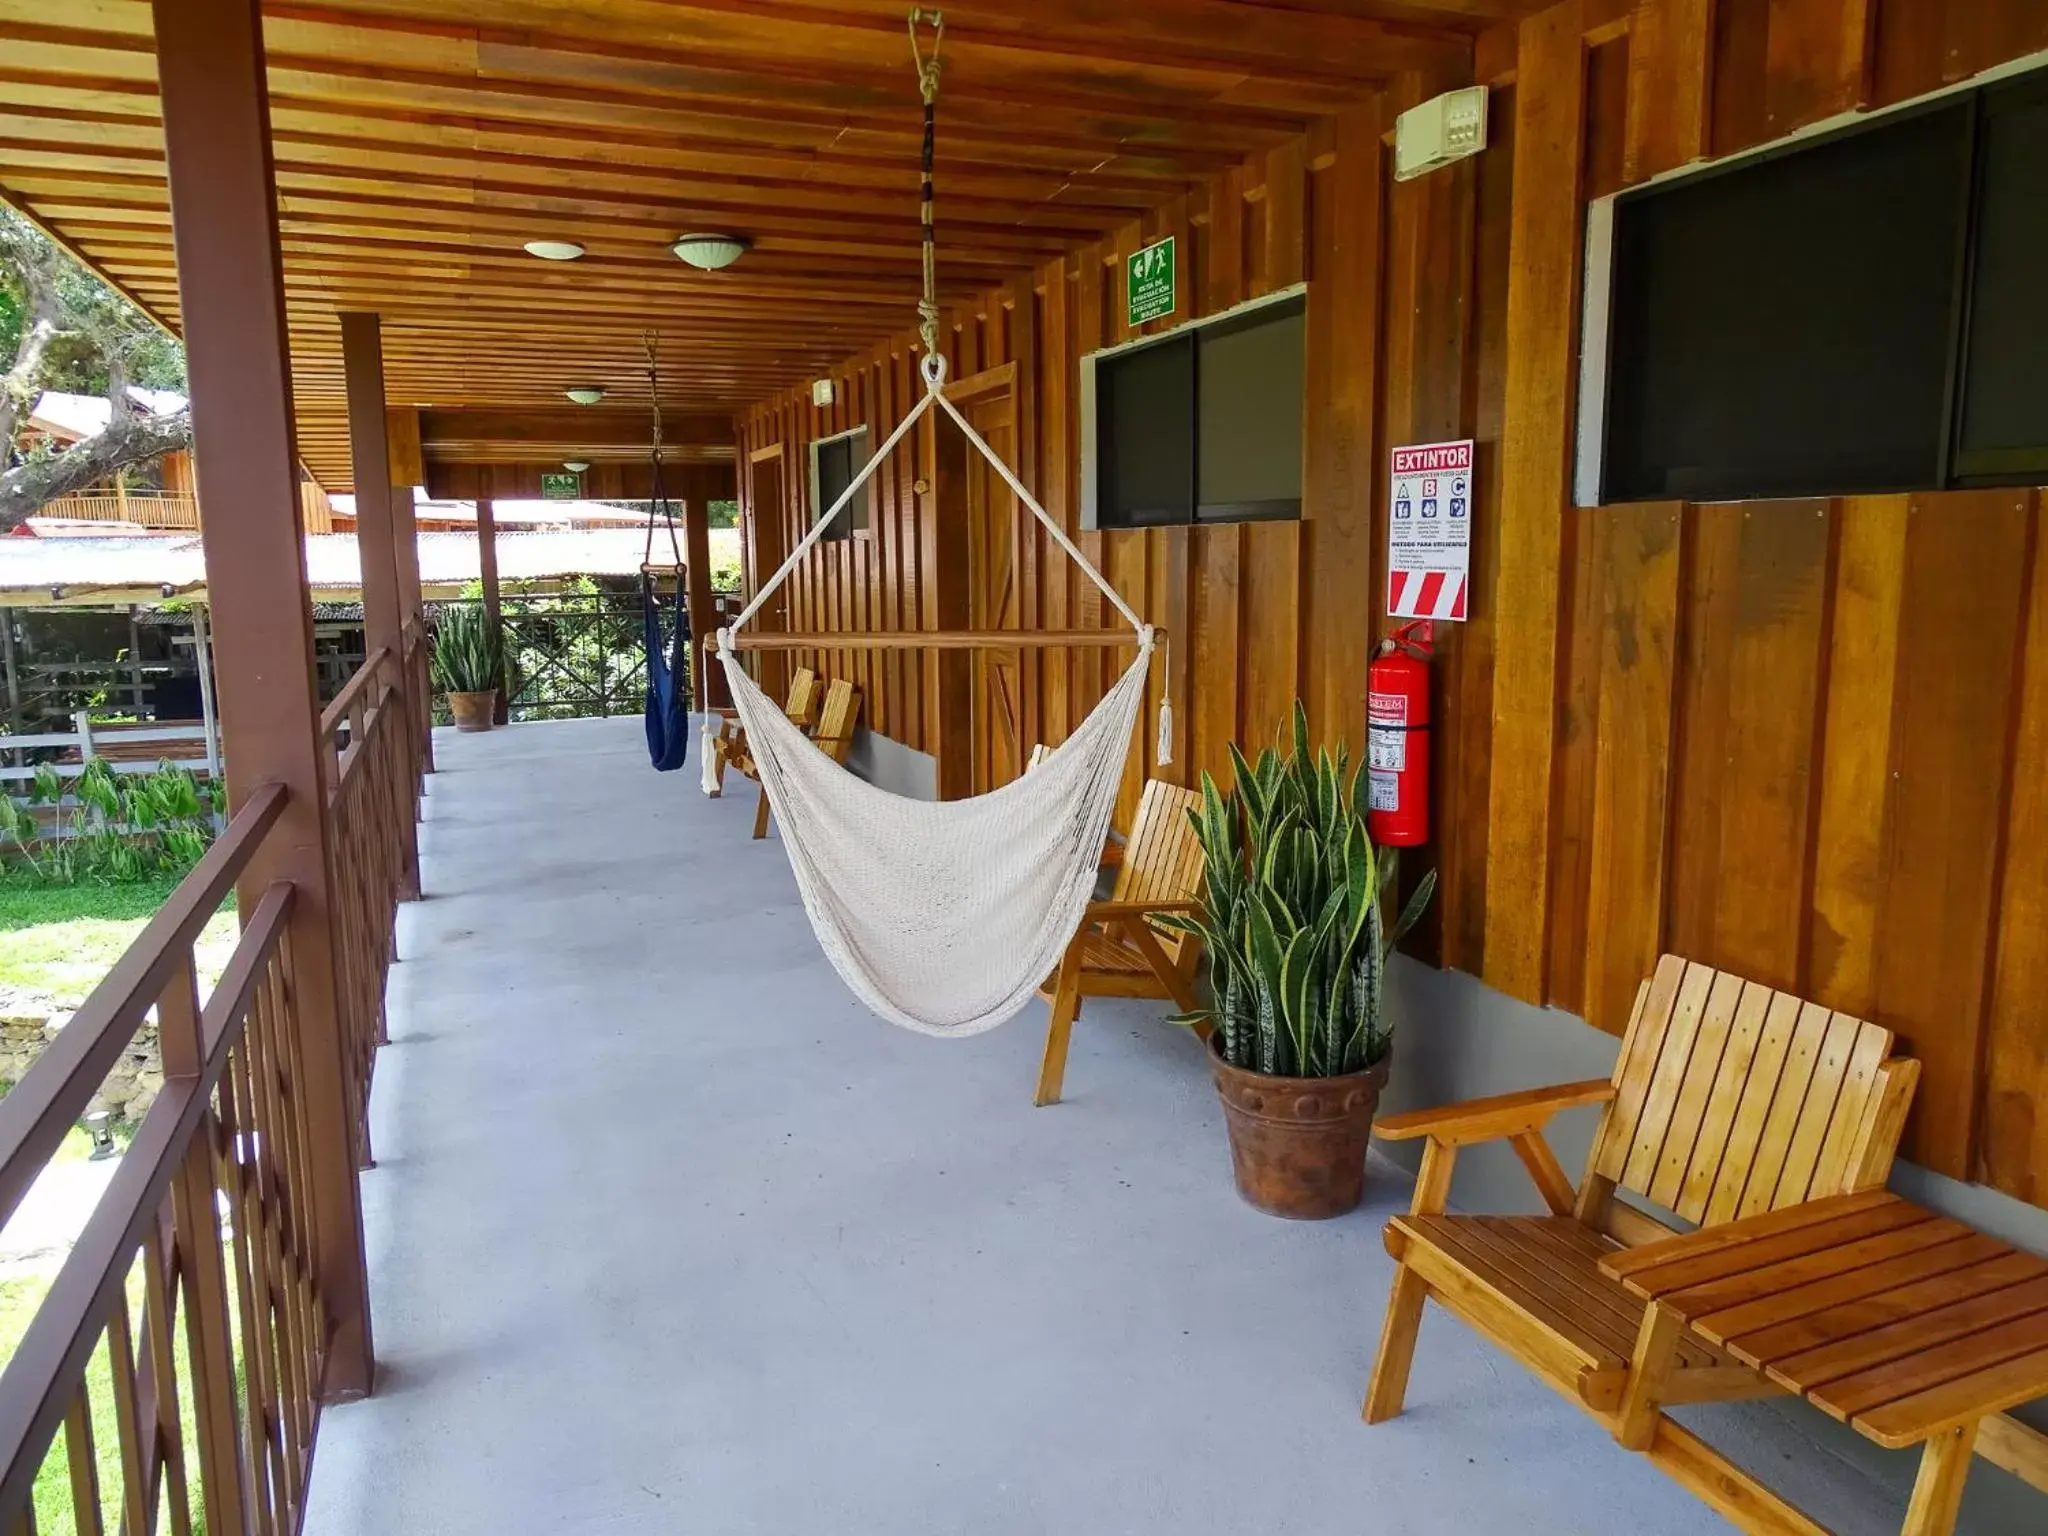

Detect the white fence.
xmin=0 ymin=711 xmax=218 ymax=787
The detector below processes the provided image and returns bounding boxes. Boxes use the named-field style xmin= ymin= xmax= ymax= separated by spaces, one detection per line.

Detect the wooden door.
xmin=963 ymin=387 xmax=1022 ymax=793
xmin=745 ymin=448 xmax=789 ymax=698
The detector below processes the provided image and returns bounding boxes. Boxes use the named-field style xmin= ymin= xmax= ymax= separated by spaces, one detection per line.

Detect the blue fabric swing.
xmin=642 ymin=567 xmax=691 ymax=772
xmin=639 ymin=335 xmax=692 ymax=772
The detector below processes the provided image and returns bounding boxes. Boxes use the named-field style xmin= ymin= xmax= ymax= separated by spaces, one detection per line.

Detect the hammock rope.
xmin=704 ymin=9 xmax=1171 ymax=1035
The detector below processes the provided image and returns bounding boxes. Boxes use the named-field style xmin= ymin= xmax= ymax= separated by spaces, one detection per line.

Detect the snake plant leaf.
xmin=1386 ymin=869 xmax=1440 ymax=958
xmin=1280 ymin=927 xmax=1317 ymax=1073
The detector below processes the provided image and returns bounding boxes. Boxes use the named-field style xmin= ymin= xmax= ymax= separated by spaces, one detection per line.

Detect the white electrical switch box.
xmin=1394 ymin=86 xmax=1489 ymax=182
xmin=811 ymin=378 xmax=835 ymax=407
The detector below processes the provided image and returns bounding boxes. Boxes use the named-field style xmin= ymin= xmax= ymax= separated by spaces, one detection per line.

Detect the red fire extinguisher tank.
xmin=1366 ymin=621 xmax=1432 ymax=848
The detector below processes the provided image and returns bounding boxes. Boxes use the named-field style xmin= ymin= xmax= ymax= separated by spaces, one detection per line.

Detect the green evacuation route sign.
xmin=1127 ymin=235 xmax=1177 ymax=327
xmin=539 ymin=470 xmax=582 ymax=500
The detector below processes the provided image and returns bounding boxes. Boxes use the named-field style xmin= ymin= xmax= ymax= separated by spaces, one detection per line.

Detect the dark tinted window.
xmin=814 ymin=429 xmax=868 ymax=538
xmin=1096 ymin=294 xmax=1304 ymax=528
xmin=1955 ymin=76 xmax=2048 ymax=481
xmin=1198 ymin=300 xmax=1305 ymax=518
xmin=1603 ymin=102 xmax=1970 ymax=501
xmin=1100 ymin=333 xmax=1194 ymax=526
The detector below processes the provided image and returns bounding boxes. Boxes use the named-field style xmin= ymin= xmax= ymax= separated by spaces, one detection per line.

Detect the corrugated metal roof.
xmin=0 ymin=527 xmax=712 ymax=606
xmin=25 ymin=388 xmax=187 ymax=441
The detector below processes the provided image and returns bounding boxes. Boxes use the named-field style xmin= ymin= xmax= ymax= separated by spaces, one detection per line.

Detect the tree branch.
xmin=0 ymin=251 xmax=67 ymax=458
xmin=0 ymin=408 xmax=193 ymax=530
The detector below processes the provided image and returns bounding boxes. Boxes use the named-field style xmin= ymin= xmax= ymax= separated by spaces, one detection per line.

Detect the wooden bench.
xmin=1033 ymin=777 xmax=1205 ymax=1107
xmin=708 ymin=666 xmax=816 ymax=797
xmin=1364 ymin=954 xmax=1926 ymax=1533
xmin=744 ymin=676 xmax=860 ymax=841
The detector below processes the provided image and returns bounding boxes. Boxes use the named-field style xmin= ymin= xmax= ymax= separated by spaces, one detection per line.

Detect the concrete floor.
xmin=303 ymin=716 xmax=1925 ymax=1536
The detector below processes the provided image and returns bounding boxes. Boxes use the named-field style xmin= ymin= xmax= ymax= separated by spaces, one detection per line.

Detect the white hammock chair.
xmin=701 ymin=12 xmax=1167 ymax=1038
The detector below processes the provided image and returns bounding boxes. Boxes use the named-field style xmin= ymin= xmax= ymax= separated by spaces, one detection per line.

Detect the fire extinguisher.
xmin=1367 ymin=620 xmax=1432 ymax=848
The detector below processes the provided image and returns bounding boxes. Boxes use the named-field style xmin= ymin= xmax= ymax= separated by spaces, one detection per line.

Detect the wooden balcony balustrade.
xmin=36 ymin=492 xmax=202 ymax=531
xmin=34 ymin=485 xmax=333 ymax=535
xmin=0 ymin=631 xmax=428 ymax=1534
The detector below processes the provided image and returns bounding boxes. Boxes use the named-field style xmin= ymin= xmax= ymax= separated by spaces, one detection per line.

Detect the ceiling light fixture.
xmin=672 ymin=233 xmax=751 ymax=271
xmin=566 ymin=386 xmax=607 ymax=405
xmin=562 ymin=460 xmax=591 ymax=474
xmin=523 ymin=239 xmax=585 ymax=261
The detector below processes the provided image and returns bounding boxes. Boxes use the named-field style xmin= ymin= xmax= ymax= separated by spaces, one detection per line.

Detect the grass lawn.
xmin=0 ymin=875 xmax=238 ymax=1012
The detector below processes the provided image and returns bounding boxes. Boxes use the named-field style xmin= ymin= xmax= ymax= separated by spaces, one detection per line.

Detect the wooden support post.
xmin=396 ymin=481 xmax=433 ymax=775
xmin=126 ymin=605 xmax=144 ymax=716
xmin=476 ymin=494 xmax=508 ymax=724
xmin=0 ymin=607 xmax=18 ymax=738
xmin=342 ymin=318 xmax=421 ymax=894
xmin=192 ymin=603 xmax=222 ymax=784
xmin=340 ymin=314 xmax=402 ymax=666
xmin=681 ymin=497 xmax=715 ymax=713
xmin=153 ymin=0 xmax=374 ymax=1400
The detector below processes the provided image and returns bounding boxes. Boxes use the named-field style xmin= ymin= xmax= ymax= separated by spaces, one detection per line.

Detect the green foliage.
xmin=431 ymin=602 xmax=503 ymax=694
xmin=1 ymin=759 xmax=216 ymax=887
xmin=1166 ymin=702 xmax=1436 ymax=1079
xmin=705 ymin=498 xmax=739 ymax=529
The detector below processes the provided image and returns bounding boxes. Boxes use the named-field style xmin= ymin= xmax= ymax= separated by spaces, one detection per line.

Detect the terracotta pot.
xmin=1208 ymin=1034 xmax=1390 ymax=1219
xmin=447 ymin=690 xmax=497 ymax=732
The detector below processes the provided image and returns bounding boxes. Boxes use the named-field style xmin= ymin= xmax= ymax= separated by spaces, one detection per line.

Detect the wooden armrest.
xmin=1086 ymin=899 xmax=1197 ymax=919
xmin=1373 ymin=1078 xmax=1615 ymax=1147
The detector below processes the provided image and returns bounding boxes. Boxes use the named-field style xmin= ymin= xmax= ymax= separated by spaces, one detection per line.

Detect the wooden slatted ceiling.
xmin=0 ymin=0 xmax=1535 ymax=488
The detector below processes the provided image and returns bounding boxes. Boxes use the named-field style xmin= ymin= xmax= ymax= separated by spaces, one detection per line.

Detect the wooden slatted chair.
xmin=1034 ymin=778 xmax=1206 ymax=1107
xmin=1363 ymin=954 xmax=1922 ymax=1530
xmin=709 ymin=665 xmax=817 ymax=797
xmin=1027 ymin=741 xmax=1125 ymax=876
xmin=748 ymin=676 xmax=861 ymax=840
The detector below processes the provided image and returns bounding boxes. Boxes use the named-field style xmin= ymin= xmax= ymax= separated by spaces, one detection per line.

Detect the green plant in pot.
xmin=433 ymin=604 xmax=503 ymax=733
xmin=1169 ymin=702 xmax=1435 ymax=1219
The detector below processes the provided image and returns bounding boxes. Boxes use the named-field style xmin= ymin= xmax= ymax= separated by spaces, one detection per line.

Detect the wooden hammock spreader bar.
xmin=725 ymin=629 xmax=1162 ymax=652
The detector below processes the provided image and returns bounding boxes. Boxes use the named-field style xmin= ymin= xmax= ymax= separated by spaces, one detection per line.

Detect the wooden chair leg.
xmin=1364 ymin=1263 xmax=1429 ymax=1424
xmin=1615 ymin=1300 xmax=1683 ymax=1451
xmin=1034 ymin=949 xmax=1087 ymax=1107
xmin=1902 ymin=1423 xmax=1979 ymax=1536
xmin=751 ymin=786 xmax=773 ymax=840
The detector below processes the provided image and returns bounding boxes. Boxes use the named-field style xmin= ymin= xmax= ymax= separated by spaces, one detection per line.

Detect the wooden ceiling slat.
xmin=0 ymin=0 xmax=1496 ymax=488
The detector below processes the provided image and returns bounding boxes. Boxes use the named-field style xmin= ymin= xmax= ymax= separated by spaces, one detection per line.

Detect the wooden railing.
xmin=0 ymin=631 xmax=428 ymax=1534
xmin=0 ymin=789 xmax=326 ymax=1533
xmin=318 ymin=620 xmax=426 ymax=1156
xmin=36 ymin=492 xmax=202 ymax=530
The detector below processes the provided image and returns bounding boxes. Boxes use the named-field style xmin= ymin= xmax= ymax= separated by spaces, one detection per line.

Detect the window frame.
xmin=807 ymin=423 xmax=872 ymax=541
xmin=1080 ymin=284 xmax=1308 ymax=532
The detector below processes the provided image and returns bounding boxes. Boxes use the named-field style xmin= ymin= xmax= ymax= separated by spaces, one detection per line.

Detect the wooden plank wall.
xmin=1479 ymin=0 xmax=2048 ymax=1195
xmin=734 ymin=75 xmax=1474 ymax=823
xmin=736 ymin=0 xmax=2048 ymax=1204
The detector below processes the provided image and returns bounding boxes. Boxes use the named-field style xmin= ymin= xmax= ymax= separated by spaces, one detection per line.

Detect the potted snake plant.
xmin=432 ymin=604 xmax=503 ymax=733
xmin=1169 ymin=703 xmax=1435 ymax=1219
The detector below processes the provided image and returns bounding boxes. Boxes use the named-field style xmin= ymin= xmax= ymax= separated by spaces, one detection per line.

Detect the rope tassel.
xmin=699 ymin=717 xmax=720 ymax=796
xmin=1156 ymin=695 xmax=1174 ymax=767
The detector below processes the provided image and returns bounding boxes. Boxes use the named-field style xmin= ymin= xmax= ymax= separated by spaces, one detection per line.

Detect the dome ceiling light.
xmin=562 ymin=460 xmax=591 ymax=474
xmin=672 ymin=233 xmax=751 ymax=271
xmin=523 ymin=239 xmax=585 ymax=261
xmin=566 ymin=386 xmax=606 ymax=405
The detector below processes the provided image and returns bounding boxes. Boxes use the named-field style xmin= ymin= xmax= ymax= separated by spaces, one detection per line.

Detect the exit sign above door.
xmin=1127 ymin=236 xmax=1176 ymax=328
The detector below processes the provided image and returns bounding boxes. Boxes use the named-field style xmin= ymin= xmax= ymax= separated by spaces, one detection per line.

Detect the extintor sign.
xmin=1388 ymin=439 xmax=1473 ymax=622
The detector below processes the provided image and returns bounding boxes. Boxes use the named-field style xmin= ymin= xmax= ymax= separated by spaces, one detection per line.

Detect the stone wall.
xmin=0 ymin=1007 xmax=162 ymax=1125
